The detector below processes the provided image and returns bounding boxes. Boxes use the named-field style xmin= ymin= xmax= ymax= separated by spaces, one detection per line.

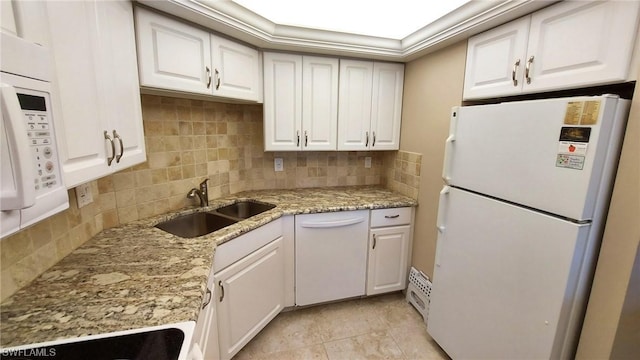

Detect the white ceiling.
xmin=139 ymin=0 xmax=555 ymax=61
xmin=232 ymin=0 xmax=471 ymax=39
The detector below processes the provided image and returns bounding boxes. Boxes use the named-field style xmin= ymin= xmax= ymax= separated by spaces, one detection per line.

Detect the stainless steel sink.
xmin=213 ymin=200 xmax=276 ymax=219
xmin=155 ymin=212 xmax=237 ymax=238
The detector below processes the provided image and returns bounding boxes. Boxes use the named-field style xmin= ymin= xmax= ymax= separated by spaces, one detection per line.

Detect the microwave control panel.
xmin=17 ymin=92 xmax=64 ymax=194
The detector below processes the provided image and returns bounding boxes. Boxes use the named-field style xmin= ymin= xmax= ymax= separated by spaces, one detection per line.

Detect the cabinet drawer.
xmin=370 ymin=207 xmax=412 ymax=227
xmin=213 ymin=218 xmax=282 ymax=273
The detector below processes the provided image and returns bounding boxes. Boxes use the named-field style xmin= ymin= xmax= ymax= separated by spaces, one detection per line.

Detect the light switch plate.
xmin=75 ymin=182 xmax=93 ymax=208
xmin=274 ymin=158 xmax=284 ymax=172
xmin=364 ymin=157 xmax=372 ymax=168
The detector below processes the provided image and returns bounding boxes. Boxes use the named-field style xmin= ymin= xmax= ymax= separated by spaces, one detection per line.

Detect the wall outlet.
xmin=75 ymin=182 xmax=93 ymax=208
xmin=274 ymin=158 xmax=284 ymax=172
xmin=364 ymin=156 xmax=372 ymax=168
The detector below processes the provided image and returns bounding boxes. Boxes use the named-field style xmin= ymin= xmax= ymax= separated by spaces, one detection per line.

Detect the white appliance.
xmin=0 ymin=321 xmax=195 ymax=360
xmin=1 ymin=32 xmax=69 ymax=238
xmin=427 ymin=95 xmax=630 ymax=359
xmin=295 ymin=210 xmax=369 ymax=305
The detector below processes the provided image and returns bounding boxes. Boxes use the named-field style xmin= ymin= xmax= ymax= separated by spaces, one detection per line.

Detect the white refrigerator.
xmin=427 ymin=95 xmax=630 ymax=359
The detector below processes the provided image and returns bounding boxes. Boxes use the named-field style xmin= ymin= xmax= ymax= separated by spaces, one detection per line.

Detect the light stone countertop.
xmin=0 ymin=186 xmax=417 ymax=347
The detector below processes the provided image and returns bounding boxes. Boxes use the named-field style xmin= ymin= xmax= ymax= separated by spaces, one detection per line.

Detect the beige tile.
xmin=324 ymin=330 xmax=404 ymax=360
xmin=238 ymin=310 xmax=325 ymax=356
xmin=241 ymin=344 xmax=329 ymax=360
xmin=388 ymin=324 xmax=449 ymax=360
xmin=315 ymin=300 xmax=387 ymax=342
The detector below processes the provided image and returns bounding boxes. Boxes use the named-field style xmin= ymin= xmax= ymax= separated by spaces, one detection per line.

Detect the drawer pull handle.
xmin=219 ymin=281 xmax=225 ymax=302
xmin=512 ymin=59 xmax=520 ymax=86
xmin=202 ymin=288 xmax=212 ymax=309
xmin=206 ymin=66 xmax=212 ymax=89
xmin=372 ymin=234 xmax=377 ymax=249
xmin=385 ymin=215 xmax=400 ymax=219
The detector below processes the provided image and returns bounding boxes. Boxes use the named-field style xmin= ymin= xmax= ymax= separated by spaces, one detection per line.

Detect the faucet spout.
xmin=186 ymin=178 xmax=209 ymax=207
xmin=187 ymin=188 xmax=207 ymax=207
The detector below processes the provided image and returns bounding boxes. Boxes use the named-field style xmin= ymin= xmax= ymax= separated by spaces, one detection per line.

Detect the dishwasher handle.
xmin=300 ymin=217 xmax=365 ymax=228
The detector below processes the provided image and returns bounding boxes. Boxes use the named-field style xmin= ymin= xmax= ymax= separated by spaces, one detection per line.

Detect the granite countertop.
xmin=0 ymin=186 xmax=416 ymax=347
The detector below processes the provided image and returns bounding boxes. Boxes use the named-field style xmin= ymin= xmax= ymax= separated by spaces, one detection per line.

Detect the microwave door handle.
xmin=0 ymin=84 xmax=36 ymax=209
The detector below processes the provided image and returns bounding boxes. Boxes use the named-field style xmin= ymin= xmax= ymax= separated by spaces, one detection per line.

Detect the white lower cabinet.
xmin=215 ymin=237 xmax=285 ymax=360
xmin=367 ymin=207 xmax=413 ymax=295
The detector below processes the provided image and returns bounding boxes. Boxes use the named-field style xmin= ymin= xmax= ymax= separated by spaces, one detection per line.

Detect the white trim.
xmin=137 ymin=0 xmax=556 ymax=61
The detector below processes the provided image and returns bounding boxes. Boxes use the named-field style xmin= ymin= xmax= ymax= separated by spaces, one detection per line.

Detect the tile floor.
xmin=233 ymin=292 xmax=450 ymax=360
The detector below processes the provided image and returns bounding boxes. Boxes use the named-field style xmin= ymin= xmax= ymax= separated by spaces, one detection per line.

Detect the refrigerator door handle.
xmin=435 ymin=186 xmax=450 ymax=268
xmin=442 ymin=108 xmax=458 ymax=184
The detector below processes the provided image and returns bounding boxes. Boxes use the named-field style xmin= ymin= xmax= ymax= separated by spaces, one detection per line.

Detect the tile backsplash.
xmin=0 ymin=94 xmax=394 ymax=301
xmin=383 ymin=150 xmax=422 ymax=200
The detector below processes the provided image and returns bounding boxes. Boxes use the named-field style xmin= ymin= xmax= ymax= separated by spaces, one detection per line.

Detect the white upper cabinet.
xmin=263 ymin=53 xmax=338 ymax=151
xmin=463 ymin=17 xmax=531 ymax=99
xmin=210 ymin=35 xmax=262 ymax=101
xmin=135 ymin=6 xmax=211 ymax=95
xmin=524 ymin=1 xmax=639 ymax=93
xmin=371 ymin=62 xmax=404 ymax=150
xmin=464 ymin=0 xmax=640 ymax=99
xmin=337 ymin=60 xmax=373 ymax=151
xmin=263 ymin=53 xmax=303 ymax=151
xmin=302 ymin=56 xmax=339 ymax=151
xmin=338 ymin=60 xmax=404 ymax=151
xmin=135 ymin=6 xmax=262 ymax=102
xmin=45 ymin=0 xmax=145 ymax=188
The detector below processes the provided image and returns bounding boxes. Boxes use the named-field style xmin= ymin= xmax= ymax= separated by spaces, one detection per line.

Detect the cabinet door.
xmin=95 ymin=0 xmax=146 ymax=173
xmin=302 ymin=56 xmax=339 ymax=151
xmin=463 ymin=16 xmax=530 ymax=100
xmin=370 ymin=62 xmax=404 ymax=150
xmin=367 ymin=225 xmax=411 ymax=295
xmin=210 ymin=35 xmax=261 ymax=102
xmin=337 ymin=60 xmax=373 ymax=151
xmin=524 ymin=0 xmax=640 ymax=94
xmin=215 ymin=237 xmax=285 ymax=360
xmin=44 ymin=0 xmax=111 ymax=187
xmin=192 ymin=269 xmax=219 ymax=360
xmin=263 ymin=53 xmax=303 ymax=151
xmin=135 ymin=7 xmax=212 ymax=95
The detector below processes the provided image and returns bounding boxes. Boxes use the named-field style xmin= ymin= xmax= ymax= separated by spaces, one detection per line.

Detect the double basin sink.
xmin=155 ymin=200 xmax=275 ymax=238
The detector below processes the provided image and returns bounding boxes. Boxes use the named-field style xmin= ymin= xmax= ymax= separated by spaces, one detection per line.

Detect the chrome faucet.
xmin=187 ymin=178 xmax=209 ymax=207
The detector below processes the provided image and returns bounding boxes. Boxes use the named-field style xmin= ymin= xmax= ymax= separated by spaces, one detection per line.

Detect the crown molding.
xmin=137 ymin=0 xmax=557 ymax=62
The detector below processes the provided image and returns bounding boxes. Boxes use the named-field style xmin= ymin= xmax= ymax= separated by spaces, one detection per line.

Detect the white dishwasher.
xmin=295 ymin=210 xmax=370 ymax=306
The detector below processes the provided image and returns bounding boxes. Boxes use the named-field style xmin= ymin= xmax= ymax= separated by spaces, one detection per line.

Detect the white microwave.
xmin=1 ymin=32 xmax=68 ymax=239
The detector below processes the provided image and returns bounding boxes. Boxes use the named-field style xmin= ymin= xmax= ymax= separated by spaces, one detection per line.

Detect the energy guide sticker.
xmin=564 ymin=100 xmax=601 ymax=125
